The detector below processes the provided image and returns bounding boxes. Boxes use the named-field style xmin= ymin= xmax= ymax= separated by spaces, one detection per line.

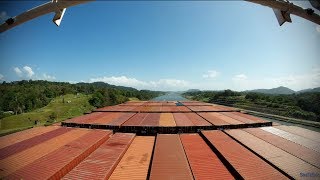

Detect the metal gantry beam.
xmin=246 ymin=0 xmax=320 ymax=26
xmin=0 ymin=0 xmax=319 ymax=33
xmin=0 ymin=0 xmax=93 ymax=33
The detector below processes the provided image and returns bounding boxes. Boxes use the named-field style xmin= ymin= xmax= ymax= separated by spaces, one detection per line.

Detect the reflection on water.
xmin=152 ymin=92 xmax=188 ymax=101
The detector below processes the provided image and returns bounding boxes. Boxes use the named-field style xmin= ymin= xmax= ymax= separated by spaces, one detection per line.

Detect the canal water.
xmin=152 ymin=92 xmax=188 ymax=101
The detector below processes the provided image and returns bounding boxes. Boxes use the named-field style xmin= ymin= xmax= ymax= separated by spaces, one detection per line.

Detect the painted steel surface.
xmin=225 ymin=129 xmax=320 ymax=179
xmin=198 ymin=113 xmax=230 ymax=126
xmin=244 ymin=128 xmax=320 ymax=168
xmin=109 ymin=136 xmax=155 ymax=180
xmin=180 ymin=134 xmax=233 ymax=180
xmin=0 ymin=126 xmax=60 ymax=149
xmin=261 ymin=127 xmax=320 ymax=153
xmin=149 ymin=134 xmax=193 ymax=180
xmin=0 ymin=128 xmax=90 ymax=178
xmin=275 ymin=126 xmax=320 ymax=143
xmin=63 ymin=133 xmax=135 ymax=179
xmin=173 ymin=113 xmax=194 ymax=126
xmin=159 ymin=113 xmax=176 ymax=126
xmin=122 ymin=113 xmax=148 ymax=126
xmin=0 ymin=127 xmax=72 ymax=160
xmin=185 ymin=113 xmax=212 ymax=126
xmin=8 ymin=130 xmax=112 ymax=179
xmin=227 ymin=112 xmax=266 ymax=123
xmin=202 ymin=130 xmax=288 ymax=179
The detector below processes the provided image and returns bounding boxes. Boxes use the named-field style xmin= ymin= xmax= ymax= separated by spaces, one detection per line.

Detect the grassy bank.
xmin=0 ymin=94 xmax=94 ymax=134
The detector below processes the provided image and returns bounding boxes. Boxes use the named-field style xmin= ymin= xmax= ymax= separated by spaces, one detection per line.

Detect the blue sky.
xmin=0 ymin=1 xmax=319 ymax=91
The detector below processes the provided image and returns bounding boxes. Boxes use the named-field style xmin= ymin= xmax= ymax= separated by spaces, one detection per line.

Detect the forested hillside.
xmin=0 ymin=80 xmax=163 ymax=118
xmin=183 ymin=90 xmax=320 ymax=121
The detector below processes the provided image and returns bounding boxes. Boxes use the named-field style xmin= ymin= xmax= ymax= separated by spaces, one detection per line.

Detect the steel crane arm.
xmin=246 ymin=0 xmax=320 ymax=25
xmin=0 ymin=0 xmax=92 ymax=33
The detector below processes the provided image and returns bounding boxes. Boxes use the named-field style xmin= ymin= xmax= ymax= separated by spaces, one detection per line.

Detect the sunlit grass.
xmin=0 ymin=94 xmax=94 ymax=134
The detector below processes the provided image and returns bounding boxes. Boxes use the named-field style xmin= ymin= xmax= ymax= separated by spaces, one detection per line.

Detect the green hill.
xmin=248 ymin=86 xmax=295 ymax=94
xmin=0 ymin=94 xmax=93 ymax=135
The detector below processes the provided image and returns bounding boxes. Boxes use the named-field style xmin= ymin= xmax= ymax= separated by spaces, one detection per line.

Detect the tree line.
xmin=0 ymin=80 xmax=163 ymax=117
xmin=183 ymin=90 xmax=320 ymax=121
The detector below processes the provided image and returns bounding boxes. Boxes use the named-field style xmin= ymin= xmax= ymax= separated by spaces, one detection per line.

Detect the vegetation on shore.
xmin=0 ymin=94 xmax=93 ymax=134
xmin=183 ymin=90 xmax=320 ymax=122
xmin=0 ymin=80 xmax=163 ymax=134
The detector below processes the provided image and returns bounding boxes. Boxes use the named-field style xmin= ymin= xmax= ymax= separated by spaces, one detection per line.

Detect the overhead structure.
xmin=0 ymin=0 xmax=93 ymax=33
xmin=0 ymin=0 xmax=319 ymax=33
xmin=246 ymin=0 xmax=320 ymax=26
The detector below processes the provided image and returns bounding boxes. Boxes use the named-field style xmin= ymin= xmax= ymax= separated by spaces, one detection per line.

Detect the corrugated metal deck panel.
xmin=8 ymin=130 xmax=112 ymax=180
xmin=64 ymin=112 xmax=106 ymax=123
xmin=122 ymin=113 xmax=148 ymax=126
xmin=198 ymin=113 xmax=230 ymax=126
xmin=180 ymin=134 xmax=233 ymax=180
xmin=137 ymin=106 xmax=152 ymax=112
xmin=185 ymin=113 xmax=212 ymax=126
xmin=90 ymin=112 xmax=122 ymax=124
xmin=178 ymin=106 xmax=192 ymax=112
xmin=161 ymin=106 xmax=174 ymax=112
xmin=149 ymin=134 xmax=193 ymax=180
xmin=244 ymin=128 xmax=320 ymax=168
xmin=149 ymin=106 xmax=162 ymax=112
xmin=0 ymin=126 xmax=60 ymax=149
xmin=188 ymin=105 xmax=222 ymax=112
xmin=161 ymin=102 xmax=177 ymax=106
xmin=121 ymin=101 xmax=146 ymax=106
xmin=0 ymin=128 xmax=90 ymax=178
xmin=210 ymin=113 xmax=243 ymax=125
xmin=261 ymin=127 xmax=320 ymax=153
xmin=202 ymin=130 xmax=287 ymax=180
xmin=97 ymin=105 xmax=137 ymax=111
xmin=228 ymin=112 xmax=267 ymax=123
xmin=225 ymin=129 xmax=320 ymax=179
xmin=173 ymin=113 xmax=194 ymax=126
xmin=274 ymin=126 xmax=320 ymax=143
xmin=272 ymin=122 xmax=282 ymax=126
xmin=145 ymin=102 xmax=163 ymax=106
xmin=214 ymin=104 xmax=237 ymax=111
xmin=109 ymin=136 xmax=155 ymax=180
xmin=106 ymin=113 xmax=136 ymax=126
xmin=221 ymin=112 xmax=256 ymax=124
xmin=63 ymin=133 xmax=135 ymax=180
xmin=159 ymin=113 xmax=176 ymax=126
xmin=0 ymin=127 xmax=72 ymax=160
xmin=182 ymin=102 xmax=212 ymax=106
xmin=140 ymin=113 xmax=160 ymax=126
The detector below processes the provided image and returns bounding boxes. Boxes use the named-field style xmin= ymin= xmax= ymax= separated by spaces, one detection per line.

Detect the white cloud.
xmin=228 ymin=68 xmax=320 ymax=91
xmin=89 ymin=75 xmax=190 ymax=91
xmin=14 ymin=67 xmax=23 ymax=77
xmin=0 ymin=74 xmax=4 ymax=81
xmin=90 ymin=76 xmax=148 ymax=87
xmin=42 ymin=73 xmax=56 ymax=81
xmin=14 ymin=66 xmax=34 ymax=78
xmin=23 ymin=66 xmax=34 ymax=78
xmin=0 ymin=11 xmax=9 ymax=22
xmin=13 ymin=66 xmax=56 ymax=81
xmin=316 ymin=25 xmax=320 ymax=33
xmin=269 ymin=68 xmax=320 ymax=91
xmin=150 ymin=79 xmax=189 ymax=90
xmin=232 ymin=74 xmax=248 ymax=81
xmin=202 ymin=70 xmax=219 ymax=79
